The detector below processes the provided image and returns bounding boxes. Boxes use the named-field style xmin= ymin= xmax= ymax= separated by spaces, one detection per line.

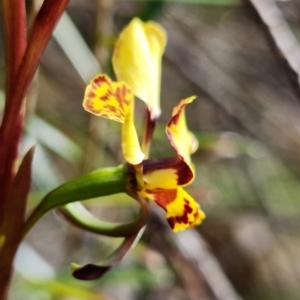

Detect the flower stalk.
xmin=0 ymin=0 xmax=70 ymax=201
xmin=0 ymin=1 xmax=70 ymax=297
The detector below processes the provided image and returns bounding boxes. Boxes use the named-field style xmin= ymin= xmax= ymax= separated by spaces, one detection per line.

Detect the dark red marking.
xmin=87 ymin=91 xmax=96 ymax=98
xmin=167 ymin=217 xmax=175 ymax=229
xmin=184 ymin=204 xmax=193 ymax=214
xmin=143 ymin=157 xmax=193 ymax=186
xmin=153 ymin=189 xmax=177 ymax=208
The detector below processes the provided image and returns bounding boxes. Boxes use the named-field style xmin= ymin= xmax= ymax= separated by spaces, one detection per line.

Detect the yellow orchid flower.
xmin=83 ymin=18 xmax=205 ymax=232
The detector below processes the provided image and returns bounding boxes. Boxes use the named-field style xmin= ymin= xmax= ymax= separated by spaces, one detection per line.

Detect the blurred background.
xmin=2 ymin=0 xmax=300 ymax=299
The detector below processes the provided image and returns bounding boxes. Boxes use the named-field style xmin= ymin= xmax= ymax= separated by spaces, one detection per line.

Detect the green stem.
xmin=59 ymin=195 xmax=148 ymax=237
xmin=23 ymin=164 xmax=127 ymax=238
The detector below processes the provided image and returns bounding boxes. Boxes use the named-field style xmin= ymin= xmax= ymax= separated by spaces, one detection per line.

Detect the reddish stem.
xmin=0 ymin=0 xmax=27 ymax=206
xmin=0 ymin=0 xmax=70 ymax=206
xmin=2 ymin=0 xmax=27 ymax=100
xmin=0 ymin=1 xmax=70 ymax=298
xmin=141 ymin=108 xmax=157 ymax=158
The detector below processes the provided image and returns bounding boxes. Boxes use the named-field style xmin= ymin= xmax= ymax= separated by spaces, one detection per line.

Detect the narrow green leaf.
xmin=27 ymin=141 xmax=63 ymax=190
xmin=22 ymin=165 xmax=129 ymax=237
xmin=53 ymin=12 xmax=101 ymax=83
xmin=26 ymin=116 xmax=83 ymax=165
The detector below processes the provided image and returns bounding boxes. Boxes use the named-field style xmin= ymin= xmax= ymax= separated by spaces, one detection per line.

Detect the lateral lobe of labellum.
xmin=142 ymin=156 xmax=194 ymax=185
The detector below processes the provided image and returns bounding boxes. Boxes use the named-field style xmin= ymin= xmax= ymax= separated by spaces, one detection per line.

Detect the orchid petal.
xmin=139 ymin=157 xmax=204 ymax=231
xmin=165 ymin=188 xmax=205 ymax=232
xmin=166 ymin=96 xmax=199 ymax=165
xmin=83 ymin=74 xmax=130 ymax=122
xmin=142 ymin=157 xmax=194 ymax=188
xmin=122 ymin=100 xmax=145 ymax=165
xmin=141 ymin=187 xmax=205 ymax=232
xmin=113 ymin=18 xmax=166 ymax=120
xmin=83 ymin=74 xmax=144 ymax=165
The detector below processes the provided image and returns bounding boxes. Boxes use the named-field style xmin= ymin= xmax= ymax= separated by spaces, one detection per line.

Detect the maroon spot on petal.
xmin=143 ymin=108 xmax=156 ymax=146
xmin=101 ymin=94 xmax=110 ymax=101
xmin=121 ymin=84 xmax=126 ymax=97
xmin=168 ymin=113 xmax=180 ymax=126
xmin=175 ymin=161 xmax=193 ymax=185
xmin=167 ymin=217 xmax=175 ymax=229
xmin=153 ymin=189 xmax=177 ymax=208
xmin=114 ymin=86 xmax=128 ymax=110
xmin=84 ymin=100 xmax=101 ymax=114
xmin=87 ymin=91 xmax=96 ymax=98
xmin=184 ymin=199 xmax=190 ymax=205
xmin=194 ymin=211 xmax=199 ymax=218
xmin=143 ymin=157 xmax=177 ymax=171
xmin=184 ymin=204 xmax=193 ymax=214
xmin=115 ymin=87 xmax=121 ymax=99
xmin=109 ymin=106 xmax=117 ymax=113
xmin=176 ymin=216 xmax=182 ymax=224
xmin=94 ymin=75 xmax=110 ymax=86
xmin=182 ymin=213 xmax=188 ymax=224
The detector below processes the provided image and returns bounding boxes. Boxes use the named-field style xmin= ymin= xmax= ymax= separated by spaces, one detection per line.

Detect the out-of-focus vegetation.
xmin=3 ymin=0 xmax=300 ymax=299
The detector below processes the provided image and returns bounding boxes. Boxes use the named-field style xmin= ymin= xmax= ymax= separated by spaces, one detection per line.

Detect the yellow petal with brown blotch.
xmin=140 ymin=186 xmax=205 ymax=232
xmin=83 ymin=74 xmax=144 ymax=165
xmin=165 ymin=188 xmax=205 ymax=232
xmin=142 ymin=157 xmax=194 ymax=188
xmin=113 ymin=18 xmax=166 ymax=120
xmin=166 ymin=96 xmax=198 ymax=165
xmin=83 ymin=74 xmax=132 ymax=123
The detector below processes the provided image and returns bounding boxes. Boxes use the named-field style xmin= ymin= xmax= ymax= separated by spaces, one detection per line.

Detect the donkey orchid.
xmin=83 ymin=18 xmax=205 ymax=232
